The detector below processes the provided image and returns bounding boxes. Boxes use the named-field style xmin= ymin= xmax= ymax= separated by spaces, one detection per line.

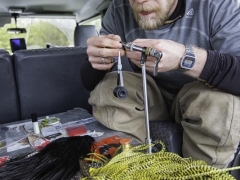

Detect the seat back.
xmin=13 ymin=47 xmax=92 ymax=119
xmin=74 ymin=25 xmax=98 ymax=47
xmin=0 ymin=50 xmax=20 ymax=123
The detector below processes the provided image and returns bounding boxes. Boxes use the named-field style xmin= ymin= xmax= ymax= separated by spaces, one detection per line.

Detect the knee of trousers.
xmin=174 ymin=81 xmax=240 ymax=146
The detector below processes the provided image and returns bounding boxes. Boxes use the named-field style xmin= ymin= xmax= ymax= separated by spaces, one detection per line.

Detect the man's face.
xmin=129 ymin=0 xmax=177 ymax=30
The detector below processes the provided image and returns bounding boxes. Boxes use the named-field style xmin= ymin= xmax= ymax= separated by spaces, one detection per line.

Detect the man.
xmin=82 ymin=0 xmax=240 ymax=168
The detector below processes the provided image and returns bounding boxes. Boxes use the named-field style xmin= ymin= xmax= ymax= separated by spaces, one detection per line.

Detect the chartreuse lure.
xmin=82 ymin=141 xmax=240 ymax=180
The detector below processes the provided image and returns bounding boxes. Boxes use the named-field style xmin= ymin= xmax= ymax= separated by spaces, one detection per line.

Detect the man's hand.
xmin=125 ymin=39 xmax=207 ymax=78
xmin=86 ymin=34 xmax=125 ymax=70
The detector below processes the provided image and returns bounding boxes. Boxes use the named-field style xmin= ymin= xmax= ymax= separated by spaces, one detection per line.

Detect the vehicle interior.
xmin=0 ymin=0 xmax=102 ymax=117
xmin=0 ymin=0 xmax=112 ymax=50
xmin=0 ymin=0 xmax=239 ymax=179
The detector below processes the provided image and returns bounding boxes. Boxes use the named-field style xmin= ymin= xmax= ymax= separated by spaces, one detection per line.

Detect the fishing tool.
xmin=121 ymin=42 xmax=163 ymax=153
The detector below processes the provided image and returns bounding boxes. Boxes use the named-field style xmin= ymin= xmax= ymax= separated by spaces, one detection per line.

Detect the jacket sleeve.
xmin=80 ymin=59 xmax=108 ymax=91
xmin=200 ymin=0 xmax=240 ymax=96
xmin=199 ymin=50 xmax=240 ymax=96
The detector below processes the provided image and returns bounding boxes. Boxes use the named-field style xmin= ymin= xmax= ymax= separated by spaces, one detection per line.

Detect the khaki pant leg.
xmin=89 ymin=72 xmax=171 ymax=143
xmin=171 ymin=81 xmax=240 ymax=168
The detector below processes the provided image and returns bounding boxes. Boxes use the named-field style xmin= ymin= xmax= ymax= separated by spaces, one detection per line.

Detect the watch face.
xmin=181 ymin=56 xmax=195 ymax=69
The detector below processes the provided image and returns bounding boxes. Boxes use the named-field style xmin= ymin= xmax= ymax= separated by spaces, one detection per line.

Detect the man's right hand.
xmin=86 ymin=34 xmax=125 ymax=70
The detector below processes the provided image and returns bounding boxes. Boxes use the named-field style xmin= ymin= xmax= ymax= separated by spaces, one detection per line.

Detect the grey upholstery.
xmin=74 ymin=25 xmax=98 ymax=47
xmin=0 ymin=50 xmax=20 ymax=123
xmin=13 ymin=47 xmax=92 ymax=120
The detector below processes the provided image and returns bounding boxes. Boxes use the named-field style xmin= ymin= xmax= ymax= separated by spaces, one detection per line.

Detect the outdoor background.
xmin=0 ymin=16 xmax=101 ymax=52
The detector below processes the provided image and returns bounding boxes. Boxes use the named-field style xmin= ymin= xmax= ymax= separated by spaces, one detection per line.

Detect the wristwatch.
xmin=179 ymin=44 xmax=195 ymax=71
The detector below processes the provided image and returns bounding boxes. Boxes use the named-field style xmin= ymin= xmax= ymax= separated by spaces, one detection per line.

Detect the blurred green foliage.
xmin=28 ymin=21 xmax=69 ymax=48
xmin=0 ymin=20 xmax=70 ymax=52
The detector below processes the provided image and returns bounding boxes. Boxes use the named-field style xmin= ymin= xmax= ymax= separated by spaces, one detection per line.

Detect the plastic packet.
xmin=65 ymin=124 xmax=88 ymax=137
xmin=0 ymin=125 xmax=28 ymax=150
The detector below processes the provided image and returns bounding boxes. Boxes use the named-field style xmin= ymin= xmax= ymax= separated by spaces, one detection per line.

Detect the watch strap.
xmin=185 ymin=44 xmax=195 ymax=58
xmin=179 ymin=44 xmax=195 ymax=72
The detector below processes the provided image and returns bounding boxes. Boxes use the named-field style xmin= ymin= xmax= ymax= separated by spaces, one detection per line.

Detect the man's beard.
xmin=132 ymin=2 xmax=173 ymax=30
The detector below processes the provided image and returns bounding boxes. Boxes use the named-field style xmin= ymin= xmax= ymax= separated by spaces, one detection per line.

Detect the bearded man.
xmin=82 ymin=0 xmax=240 ymax=168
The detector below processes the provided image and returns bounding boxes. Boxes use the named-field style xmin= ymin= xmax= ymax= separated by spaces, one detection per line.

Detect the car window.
xmin=0 ymin=18 xmax=76 ymax=52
